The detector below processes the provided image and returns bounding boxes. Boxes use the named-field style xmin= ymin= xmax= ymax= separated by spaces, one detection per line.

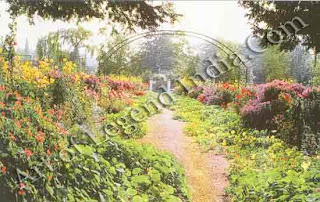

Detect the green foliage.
xmin=0 ymin=54 xmax=190 ymax=201
xmin=0 ymin=86 xmax=189 ymax=201
xmin=6 ymin=1 xmax=181 ymax=31
xmin=37 ymin=27 xmax=93 ymax=69
xmin=215 ymin=39 xmax=244 ymax=83
xmin=172 ymin=96 xmax=320 ymax=201
xmin=240 ymin=1 xmax=318 ymax=53
xmin=262 ymin=46 xmax=291 ymax=82
xmin=98 ymin=33 xmax=136 ymax=76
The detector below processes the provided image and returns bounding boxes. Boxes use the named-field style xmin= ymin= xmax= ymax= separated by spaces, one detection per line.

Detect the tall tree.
xmin=239 ymin=1 xmax=320 ymax=79
xmin=60 ymin=26 xmax=93 ymax=68
xmin=36 ymin=31 xmax=68 ymax=63
xmin=98 ymin=32 xmax=134 ymax=75
xmin=262 ymin=45 xmax=291 ymax=82
xmin=141 ymin=35 xmax=174 ymax=75
xmin=5 ymin=0 xmax=181 ymax=31
xmin=239 ymin=1 xmax=319 ymax=52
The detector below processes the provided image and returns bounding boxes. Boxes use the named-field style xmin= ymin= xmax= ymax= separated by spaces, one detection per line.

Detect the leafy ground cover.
xmin=0 ymin=56 xmax=190 ymax=201
xmin=172 ymin=96 xmax=320 ymax=201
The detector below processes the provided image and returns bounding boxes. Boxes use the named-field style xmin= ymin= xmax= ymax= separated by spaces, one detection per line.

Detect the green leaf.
xmin=126 ymin=188 xmax=137 ymax=196
xmin=132 ymin=168 xmax=142 ymax=175
xmin=133 ymin=195 xmax=143 ymax=202
xmin=46 ymin=184 xmax=54 ymax=196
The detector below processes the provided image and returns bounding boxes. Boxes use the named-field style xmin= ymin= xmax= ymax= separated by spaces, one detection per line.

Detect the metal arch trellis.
xmin=99 ymin=30 xmax=250 ymax=83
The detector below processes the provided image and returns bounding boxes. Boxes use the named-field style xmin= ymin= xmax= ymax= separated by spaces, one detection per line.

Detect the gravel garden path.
xmin=138 ymin=109 xmax=229 ymax=202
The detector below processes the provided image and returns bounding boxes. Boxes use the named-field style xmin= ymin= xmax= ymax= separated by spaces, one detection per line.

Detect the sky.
xmin=0 ymin=1 xmax=252 ymax=52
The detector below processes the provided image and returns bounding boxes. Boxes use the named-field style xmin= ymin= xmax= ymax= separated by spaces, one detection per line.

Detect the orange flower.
xmin=47 ymin=175 xmax=52 ymax=181
xmin=35 ymin=131 xmax=45 ymax=143
xmin=24 ymin=148 xmax=32 ymax=157
xmin=284 ymin=93 xmax=291 ymax=103
xmin=27 ymin=130 xmax=33 ymax=137
xmin=18 ymin=190 xmax=24 ymax=195
xmin=15 ymin=101 xmax=21 ymax=106
xmin=15 ymin=120 xmax=21 ymax=129
xmin=46 ymin=149 xmax=51 ymax=156
xmin=54 ymin=143 xmax=58 ymax=150
xmin=9 ymin=132 xmax=16 ymax=141
xmin=0 ymin=102 xmax=5 ymax=108
xmin=26 ymin=96 xmax=32 ymax=103
xmin=1 ymin=166 xmax=6 ymax=175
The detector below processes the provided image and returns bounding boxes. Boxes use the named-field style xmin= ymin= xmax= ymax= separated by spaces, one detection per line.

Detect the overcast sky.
xmin=0 ymin=1 xmax=252 ymax=52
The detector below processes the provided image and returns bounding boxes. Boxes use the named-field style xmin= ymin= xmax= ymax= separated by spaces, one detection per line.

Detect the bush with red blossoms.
xmin=257 ymin=80 xmax=305 ymax=102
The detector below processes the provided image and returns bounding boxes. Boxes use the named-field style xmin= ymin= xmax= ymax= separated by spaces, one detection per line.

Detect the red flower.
xmin=1 ymin=166 xmax=6 ymax=175
xmin=48 ymin=109 xmax=54 ymax=115
xmin=18 ymin=190 xmax=24 ymax=195
xmin=24 ymin=148 xmax=32 ymax=157
xmin=9 ymin=132 xmax=16 ymax=141
xmin=197 ymin=94 xmax=206 ymax=103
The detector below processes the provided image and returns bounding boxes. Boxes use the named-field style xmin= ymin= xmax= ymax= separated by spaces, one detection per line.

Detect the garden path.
xmin=138 ymin=109 xmax=229 ymax=202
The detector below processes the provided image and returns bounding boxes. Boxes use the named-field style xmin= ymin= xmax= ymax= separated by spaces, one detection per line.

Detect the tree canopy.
xmin=5 ymin=0 xmax=181 ymax=31
xmin=239 ymin=1 xmax=320 ymax=53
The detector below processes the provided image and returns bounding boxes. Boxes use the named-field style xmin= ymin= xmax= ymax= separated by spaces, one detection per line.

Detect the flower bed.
xmin=178 ymin=79 xmax=320 ymax=154
xmin=0 ymin=57 xmax=190 ymax=201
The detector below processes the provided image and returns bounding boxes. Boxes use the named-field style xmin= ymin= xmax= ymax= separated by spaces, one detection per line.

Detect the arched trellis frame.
xmin=99 ymin=30 xmax=250 ymax=84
